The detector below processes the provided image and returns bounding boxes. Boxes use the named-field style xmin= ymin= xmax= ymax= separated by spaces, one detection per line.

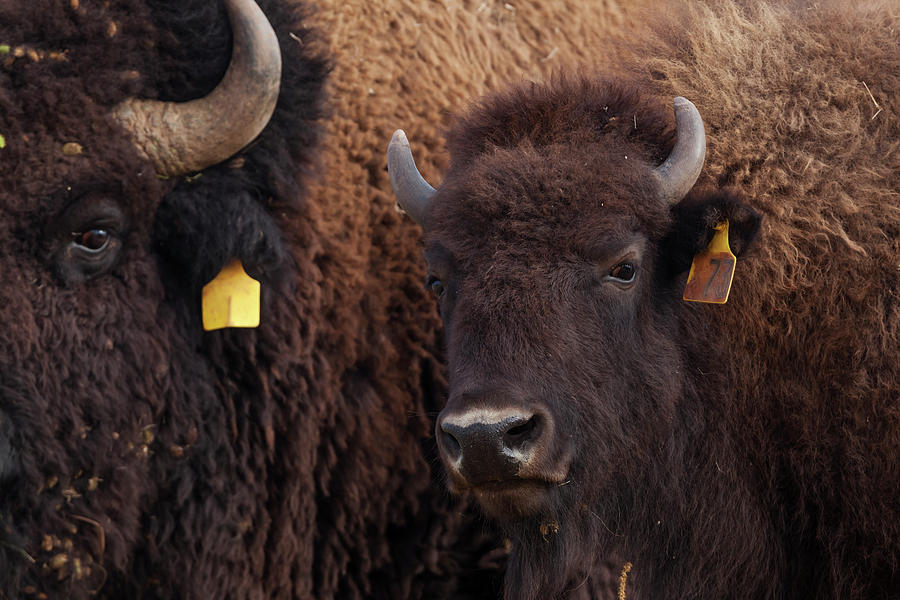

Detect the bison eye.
xmin=74 ymin=229 xmax=111 ymax=253
xmin=608 ymin=262 xmax=636 ymax=283
xmin=428 ymin=277 xmax=445 ymax=298
xmin=49 ymin=192 xmax=128 ymax=285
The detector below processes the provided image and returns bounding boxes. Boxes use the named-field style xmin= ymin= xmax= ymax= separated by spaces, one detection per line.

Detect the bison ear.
xmin=153 ymin=176 xmax=287 ymax=294
xmin=660 ymin=189 xmax=761 ymax=275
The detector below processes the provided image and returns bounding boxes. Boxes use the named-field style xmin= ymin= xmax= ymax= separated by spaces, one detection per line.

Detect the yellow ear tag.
xmin=201 ymin=259 xmax=261 ymax=331
xmin=683 ymin=221 xmax=736 ymax=304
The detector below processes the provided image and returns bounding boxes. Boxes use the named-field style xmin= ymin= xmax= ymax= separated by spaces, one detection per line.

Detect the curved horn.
xmin=387 ymin=129 xmax=436 ymax=227
xmin=653 ymin=97 xmax=706 ymax=204
xmin=112 ymin=0 xmax=282 ymax=176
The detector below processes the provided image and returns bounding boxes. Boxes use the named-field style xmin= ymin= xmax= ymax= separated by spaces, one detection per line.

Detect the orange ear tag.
xmin=201 ymin=259 xmax=261 ymax=331
xmin=683 ymin=221 xmax=736 ymax=304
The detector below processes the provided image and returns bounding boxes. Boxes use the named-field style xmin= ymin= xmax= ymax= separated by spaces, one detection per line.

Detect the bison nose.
xmin=437 ymin=409 xmax=545 ymax=484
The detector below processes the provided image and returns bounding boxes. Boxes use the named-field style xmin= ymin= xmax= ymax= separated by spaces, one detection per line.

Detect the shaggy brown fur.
xmin=0 ymin=0 xmax=505 ymax=597
xmin=301 ymin=2 xmax=660 ymax=598
xmin=399 ymin=1 xmax=899 ymax=599
xmin=305 ymin=0 xmax=653 ymax=218
xmin=1 ymin=0 xmax=657 ymax=597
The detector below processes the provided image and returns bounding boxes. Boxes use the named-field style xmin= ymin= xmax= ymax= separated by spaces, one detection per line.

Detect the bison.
xmin=388 ymin=1 xmax=899 ymax=599
xmin=0 ymin=0 xmax=506 ymax=597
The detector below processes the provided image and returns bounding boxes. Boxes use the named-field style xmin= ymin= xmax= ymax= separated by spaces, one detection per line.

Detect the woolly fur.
xmin=0 ymin=0 xmax=504 ymax=598
xmin=407 ymin=1 xmax=899 ymax=599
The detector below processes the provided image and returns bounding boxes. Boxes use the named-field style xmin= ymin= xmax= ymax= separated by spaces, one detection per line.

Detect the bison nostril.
xmin=437 ymin=407 xmax=550 ymax=482
xmin=503 ymin=415 xmax=539 ymax=450
xmin=440 ymin=428 xmax=462 ymax=462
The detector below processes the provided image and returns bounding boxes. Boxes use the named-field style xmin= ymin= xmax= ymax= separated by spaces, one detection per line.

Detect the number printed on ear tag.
xmin=683 ymin=221 xmax=736 ymax=304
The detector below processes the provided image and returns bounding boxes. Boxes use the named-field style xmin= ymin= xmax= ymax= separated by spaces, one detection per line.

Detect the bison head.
xmin=389 ymin=78 xmax=761 ymax=598
xmin=0 ymin=0 xmax=326 ymax=595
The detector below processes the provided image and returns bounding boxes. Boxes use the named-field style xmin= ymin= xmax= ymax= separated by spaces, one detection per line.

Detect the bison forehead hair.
xmin=432 ymin=78 xmax=678 ymax=264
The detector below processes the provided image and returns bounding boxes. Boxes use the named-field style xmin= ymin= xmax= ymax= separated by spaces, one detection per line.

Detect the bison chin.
xmin=468 ymin=480 xmax=560 ymax=520
xmin=467 ymin=469 xmax=583 ymax=529
xmin=464 ymin=454 xmax=628 ymax=599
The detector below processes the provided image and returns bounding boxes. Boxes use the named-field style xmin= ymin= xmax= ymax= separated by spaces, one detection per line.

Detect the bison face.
xmin=388 ymin=80 xmax=760 ymax=580
xmin=424 ymin=170 xmax=760 ymax=526
xmin=422 ymin=143 xmax=691 ymax=522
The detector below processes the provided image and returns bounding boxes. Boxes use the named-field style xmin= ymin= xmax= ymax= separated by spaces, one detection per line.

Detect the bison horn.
xmin=388 ymin=129 xmax=436 ymax=227
xmin=111 ymin=0 xmax=282 ymax=176
xmin=653 ymin=96 xmax=706 ymax=204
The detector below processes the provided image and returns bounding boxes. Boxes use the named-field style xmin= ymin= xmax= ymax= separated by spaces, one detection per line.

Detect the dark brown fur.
xmin=411 ymin=2 xmax=899 ymax=599
xmin=0 ymin=1 xmax=499 ymax=598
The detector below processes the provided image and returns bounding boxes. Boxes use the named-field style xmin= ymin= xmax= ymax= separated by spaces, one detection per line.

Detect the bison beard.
xmin=0 ymin=0 xmax=503 ymax=598
xmin=389 ymin=1 xmax=900 ymax=599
